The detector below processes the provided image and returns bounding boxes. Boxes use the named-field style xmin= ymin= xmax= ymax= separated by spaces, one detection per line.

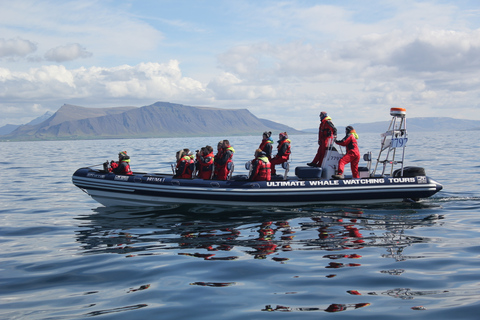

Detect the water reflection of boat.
xmin=72 ymin=108 xmax=443 ymax=207
xmin=74 ymin=206 xmax=444 ymax=264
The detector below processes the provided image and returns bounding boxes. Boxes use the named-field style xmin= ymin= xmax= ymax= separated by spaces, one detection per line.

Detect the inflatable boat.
xmin=72 ymin=108 xmax=443 ymax=207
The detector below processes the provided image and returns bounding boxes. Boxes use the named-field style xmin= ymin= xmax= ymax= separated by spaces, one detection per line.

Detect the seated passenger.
xmin=270 ymin=132 xmax=291 ymax=176
xmin=109 ymin=151 xmax=133 ymax=175
xmin=214 ymin=140 xmax=235 ymax=180
xmin=196 ymin=146 xmax=214 ymax=179
xmin=249 ymin=149 xmax=271 ymax=181
xmin=258 ymin=131 xmax=273 ymax=160
xmin=174 ymin=149 xmax=194 ymax=179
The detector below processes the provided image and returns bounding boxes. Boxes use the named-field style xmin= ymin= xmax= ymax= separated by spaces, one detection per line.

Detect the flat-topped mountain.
xmin=2 ymin=102 xmax=303 ymax=141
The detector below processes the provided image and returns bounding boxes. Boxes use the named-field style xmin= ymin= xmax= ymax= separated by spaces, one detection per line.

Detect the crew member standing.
xmin=308 ymin=111 xmax=337 ymax=167
xmin=333 ymin=126 xmax=360 ymax=179
xmin=270 ymin=132 xmax=291 ymax=176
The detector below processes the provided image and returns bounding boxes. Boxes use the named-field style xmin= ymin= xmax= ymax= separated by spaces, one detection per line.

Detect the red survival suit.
xmin=335 ymin=128 xmax=360 ymax=178
xmin=214 ymin=145 xmax=235 ymax=180
xmin=270 ymin=134 xmax=291 ymax=176
xmin=311 ymin=114 xmax=337 ymax=167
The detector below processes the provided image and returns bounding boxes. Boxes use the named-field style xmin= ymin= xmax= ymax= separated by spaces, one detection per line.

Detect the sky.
xmin=1 ymin=0 xmax=480 ymax=130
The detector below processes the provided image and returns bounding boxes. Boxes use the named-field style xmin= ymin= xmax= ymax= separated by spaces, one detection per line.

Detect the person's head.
xmin=263 ymin=131 xmax=272 ymax=139
xmin=176 ymin=149 xmax=185 ymax=161
xmin=254 ymin=148 xmax=263 ymax=157
xmin=279 ymin=132 xmax=288 ymax=140
xmin=345 ymin=126 xmax=354 ymax=134
xmin=118 ymin=151 xmax=128 ymax=161
xmin=320 ymin=111 xmax=328 ymax=120
xmin=206 ymin=145 xmax=213 ymax=153
xmin=223 ymin=140 xmax=230 ymax=147
xmin=217 ymin=141 xmax=223 ymax=150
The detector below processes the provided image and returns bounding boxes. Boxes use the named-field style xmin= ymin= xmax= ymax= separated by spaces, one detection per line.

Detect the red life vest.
xmin=259 ymin=138 xmax=273 ymax=159
xmin=109 ymin=160 xmax=132 ymax=175
xmin=214 ymin=146 xmax=235 ymax=180
xmin=197 ymin=152 xmax=214 ymax=179
xmin=175 ymin=156 xmax=194 ymax=179
xmin=277 ymin=138 xmax=291 ymax=158
xmin=251 ymin=156 xmax=271 ymax=181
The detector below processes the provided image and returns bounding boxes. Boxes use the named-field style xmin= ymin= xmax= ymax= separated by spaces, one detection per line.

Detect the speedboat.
xmin=72 ymin=108 xmax=443 ymax=207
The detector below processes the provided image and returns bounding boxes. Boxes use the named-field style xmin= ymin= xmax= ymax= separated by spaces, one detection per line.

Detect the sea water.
xmin=1 ymin=132 xmax=480 ymax=319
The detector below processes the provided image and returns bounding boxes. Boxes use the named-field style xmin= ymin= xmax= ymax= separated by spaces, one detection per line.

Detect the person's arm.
xmin=335 ymin=135 xmax=349 ymax=146
xmin=249 ymin=160 xmax=259 ymax=180
xmin=328 ymin=121 xmax=337 ymax=136
xmin=265 ymin=143 xmax=273 ymax=158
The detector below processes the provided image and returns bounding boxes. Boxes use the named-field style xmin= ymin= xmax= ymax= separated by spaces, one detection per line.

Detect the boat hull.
xmin=72 ymin=168 xmax=443 ymax=207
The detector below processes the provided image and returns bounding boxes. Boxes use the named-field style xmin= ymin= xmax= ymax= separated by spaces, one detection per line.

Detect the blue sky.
xmin=1 ymin=0 xmax=480 ymax=129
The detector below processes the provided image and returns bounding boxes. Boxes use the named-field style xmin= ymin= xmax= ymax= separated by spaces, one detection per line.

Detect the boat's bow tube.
xmin=72 ymin=168 xmax=443 ymax=207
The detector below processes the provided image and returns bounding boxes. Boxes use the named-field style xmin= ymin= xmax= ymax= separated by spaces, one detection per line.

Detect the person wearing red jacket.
xmin=109 ymin=151 xmax=133 ymax=175
xmin=270 ymin=132 xmax=291 ymax=176
xmin=333 ymin=126 xmax=360 ymax=179
xmin=196 ymin=146 xmax=214 ymax=179
xmin=174 ymin=149 xmax=194 ymax=179
xmin=249 ymin=149 xmax=271 ymax=181
xmin=214 ymin=140 xmax=235 ymax=180
xmin=258 ymin=131 xmax=273 ymax=161
xmin=308 ymin=111 xmax=337 ymax=167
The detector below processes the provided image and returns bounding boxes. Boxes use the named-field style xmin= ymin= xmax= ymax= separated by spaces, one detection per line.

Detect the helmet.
xmin=320 ymin=111 xmax=327 ymax=120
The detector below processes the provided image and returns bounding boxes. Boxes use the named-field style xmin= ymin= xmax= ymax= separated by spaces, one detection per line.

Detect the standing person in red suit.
xmin=308 ymin=111 xmax=337 ymax=167
xmin=258 ymin=131 xmax=273 ymax=161
xmin=270 ymin=132 xmax=291 ymax=176
xmin=333 ymin=126 xmax=360 ymax=179
xmin=214 ymin=140 xmax=235 ymax=180
xmin=196 ymin=146 xmax=214 ymax=179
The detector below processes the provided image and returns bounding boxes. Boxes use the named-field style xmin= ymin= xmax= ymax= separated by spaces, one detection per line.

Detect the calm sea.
xmin=1 ymin=132 xmax=480 ymax=320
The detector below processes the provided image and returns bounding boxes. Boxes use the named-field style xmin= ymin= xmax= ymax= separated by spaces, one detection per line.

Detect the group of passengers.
xmin=174 ymin=139 xmax=235 ymax=180
xmin=108 ymin=111 xmax=360 ymax=181
xmin=172 ymin=132 xmax=291 ymax=181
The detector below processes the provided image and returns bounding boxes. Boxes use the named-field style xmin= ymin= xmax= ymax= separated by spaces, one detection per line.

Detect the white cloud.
xmin=0 ymin=38 xmax=37 ymax=58
xmin=0 ymin=60 xmax=206 ymax=102
xmin=0 ymin=1 xmax=163 ymax=65
xmin=2 ymin=1 xmax=480 ymax=129
xmin=44 ymin=43 xmax=92 ymax=62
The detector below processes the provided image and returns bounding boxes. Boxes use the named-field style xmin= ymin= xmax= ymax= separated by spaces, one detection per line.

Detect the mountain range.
xmin=0 ymin=101 xmax=303 ymax=141
xmin=2 ymin=102 xmax=479 ymax=141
